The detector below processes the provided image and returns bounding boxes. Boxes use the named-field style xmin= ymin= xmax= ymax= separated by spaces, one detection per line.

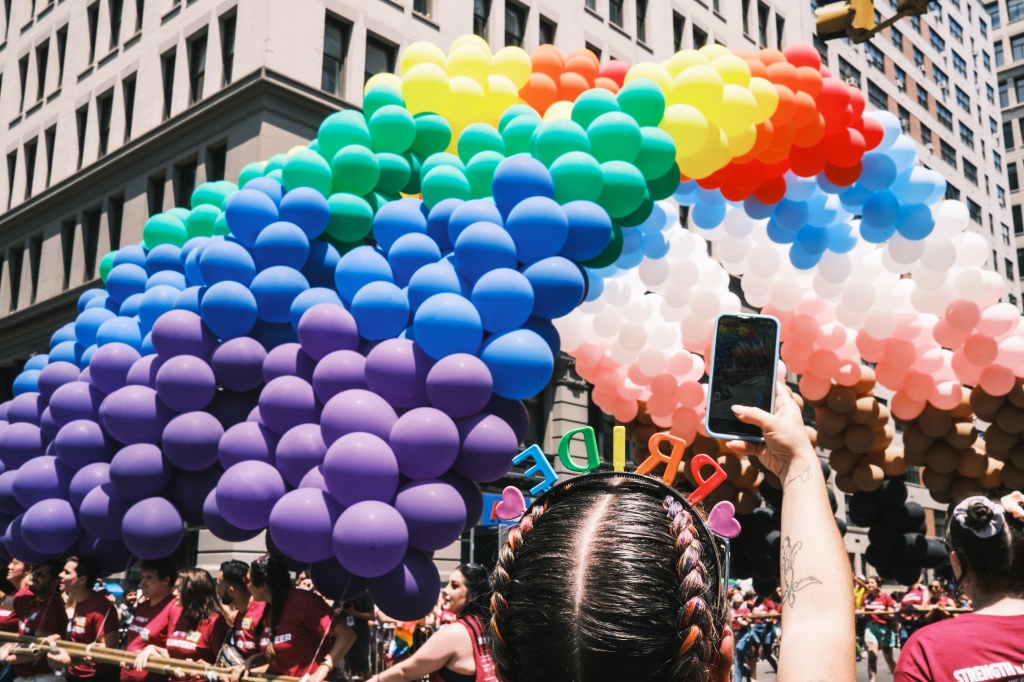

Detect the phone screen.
xmin=706 ymin=314 xmax=780 ymax=441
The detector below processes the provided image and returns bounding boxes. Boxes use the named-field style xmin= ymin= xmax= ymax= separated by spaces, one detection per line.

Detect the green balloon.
xmin=362 ymin=191 xmax=388 ymax=214
xmin=320 ymin=233 xmax=364 ymax=255
xmin=571 ymin=89 xmax=621 ymax=130
xmin=647 ymin=161 xmax=682 ymax=201
xmin=143 ymin=213 xmax=188 ymax=247
xmin=587 ymin=112 xmax=642 ymax=164
xmin=266 ymin=168 xmax=284 ymax=183
xmin=617 ymin=78 xmax=666 ymax=128
xmin=238 ymin=162 xmax=266 ymax=187
xmin=213 ymin=212 xmax=230 ymax=236
xmin=264 ymin=154 xmax=289 ymax=175
xmin=465 ymin=151 xmax=505 ymax=199
xmin=99 ymin=251 xmax=116 ymax=283
xmin=364 ymin=84 xmax=405 ymax=119
xmin=331 ymin=145 xmax=381 ymax=196
xmin=284 ymin=149 xmax=334 ymax=196
xmin=318 ymin=110 xmax=372 ymax=161
xmin=308 ymin=140 xmax=321 ymax=154
xmin=421 ymin=166 xmax=471 ymax=208
xmin=167 ymin=207 xmax=191 ymax=221
xmin=369 ymin=105 xmax=416 ymax=154
xmin=531 ymin=119 xmax=591 ymax=167
xmin=185 ymin=205 xmax=222 ymax=238
xmin=326 ymin=193 xmax=375 ymax=242
xmin=633 ymin=127 xmax=677 ymax=181
xmin=458 ymin=123 xmax=505 ymax=163
xmin=597 ymin=161 xmax=647 ymax=219
xmin=616 ymin=190 xmax=653 ymax=227
xmin=411 ymin=114 xmax=452 ymax=157
xmin=498 ymin=104 xmax=540 ymax=132
xmin=375 ymin=152 xmax=412 ymax=195
xmin=190 ymin=182 xmax=224 ymax=209
xmin=580 ymin=225 xmax=624 ymax=269
xmin=402 ymin=153 xmax=423 ymax=195
xmin=550 ymin=152 xmax=604 ymax=204
xmin=502 ymin=116 xmax=541 ymax=156
xmin=420 ymin=153 xmax=465 ymax=184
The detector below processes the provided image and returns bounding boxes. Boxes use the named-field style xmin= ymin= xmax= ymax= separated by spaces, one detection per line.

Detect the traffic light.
xmin=815 ymin=0 xmax=876 ymax=42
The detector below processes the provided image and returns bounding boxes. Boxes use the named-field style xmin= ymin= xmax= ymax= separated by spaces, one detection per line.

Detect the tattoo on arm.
xmin=780 ymin=536 xmax=822 ymax=608
xmin=785 ymin=466 xmax=812 ymax=486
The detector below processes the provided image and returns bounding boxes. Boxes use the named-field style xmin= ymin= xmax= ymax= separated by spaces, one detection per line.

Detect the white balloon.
xmin=689 ymin=289 xmax=722 ymax=320
xmin=716 ymin=236 xmax=752 ymax=265
xmin=835 ymin=303 xmax=866 ymax=329
xmin=920 ymin=240 xmax=956 ymax=272
xmin=875 ymin=279 xmax=913 ymax=312
xmin=668 ymin=259 xmax=700 ymax=289
xmin=910 ymin=263 xmax=948 ymax=292
xmin=648 ymin=322 xmax=679 ymax=350
xmin=602 ymin=279 xmax=629 ymax=307
xmin=610 ymin=341 xmax=637 ymax=365
xmin=740 ymin=274 xmax=772 ymax=299
xmin=886 ymin=234 xmax=926 ymax=267
xmin=818 ymin=251 xmax=853 ymax=284
xmin=663 ymin=285 xmax=692 ymax=309
xmin=681 ymin=314 xmax=712 ymax=346
xmin=722 ymin=208 xmax=755 ymax=238
xmin=638 ymin=258 xmax=671 ymax=290
xmin=719 ymin=292 xmax=742 ymax=314
xmin=910 ymin=281 xmax=954 ymax=315
xmin=841 ymin=280 xmax=876 ymax=313
xmin=953 ymin=267 xmax=988 ymax=301
xmin=863 ymin=309 xmax=898 ymax=339
xmin=770 ymin=279 xmax=803 ymax=311
xmin=953 ymin=232 xmax=989 ymax=268
xmin=931 ymin=200 xmax=969 ymax=239
xmin=812 ymin=274 xmax=845 ymax=301
xmin=721 ymin=257 xmax=749 ymax=277
xmin=747 ymin=244 xmax=781 ymax=278
xmin=553 ymin=315 xmax=585 ymax=352
xmin=592 ymin=307 xmax=624 ymax=337
xmin=697 ymin=259 xmax=723 ymax=289
xmin=636 ymin=347 xmax=667 ymax=376
xmin=618 ymin=322 xmax=649 ymax=353
xmin=623 ymin=295 xmax=655 ymax=322
xmin=978 ymin=270 xmax=1006 ymax=307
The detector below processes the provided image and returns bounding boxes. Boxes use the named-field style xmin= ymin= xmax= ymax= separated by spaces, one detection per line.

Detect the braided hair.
xmin=490 ymin=475 xmax=726 ymax=682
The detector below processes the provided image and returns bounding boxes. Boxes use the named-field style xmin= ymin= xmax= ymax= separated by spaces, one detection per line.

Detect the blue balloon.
xmin=138 ymin=286 xmax=180 ymax=331
xmin=560 ymin=200 xmax=613 ymax=261
xmin=334 ymin=246 xmax=394 ymax=304
xmin=141 ymin=332 xmax=155 ymax=355
xmin=183 ymin=241 xmax=209 ymax=287
xmin=145 ymin=270 xmax=186 ymax=291
xmin=373 ymin=199 xmax=428 ymax=253
xmin=505 ymin=196 xmax=569 ymax=264
xmin=145 ymin=244 xmax=184 ymax=275
xmin=859 ymin=153 xmax=897 ymax=192
xmin=413 ymin=293 xmax=483 ymax=360
xmin=199 ymin=240 xmax=257 ymax=286
xmin=765 ymin=218 xmax=797 ymax=245
xmin=471 ymin=269 xmax=534 ymax=333
xmin=621 ymin=227 xmax=643 ymax=255
xmin=251 ymin=266 xmax=309 ymax=323
xmin=859 ymin=220 xmax=898 ymax=244
xmin=861 ymin=191 xmax=899 ymax=232
xmin=448 ymin=200 xmax=503 ymax=246
xmin=615 ymin=247 xmax=645 ymax=269
xmin=75 ymin=308 xmax=116 ymax=347
xmin=80 ymin=344 xmax=98 ymax=368
xmin=452 ymin=222 xmax=517 ymax=283
xmin=772 ymin=199 xmax=809 ymax=232
xmin=201 ymin=281 xmax=259 ymax=339
xmin=783 ymin=172 xmax=818 ymax=201
xmin=13 ymin=371 xmax=40 ymax=397
xmin=51 ymin=324 xmax=77 ymax=350
xmin=225 ymin=188 xmax=279 ymax=247
xmin=106 ymin=264 xmax=148 ymax=304
xmin=492 ymin=155 xmax=554 ymax=217
xmin=96 ymin=318 xmax=143 ymax=349
xmin=871 ymin=111 xmax=902 ymax=151
xmin=584 ymin=273 xmax=604 ymax=302
xmin=174 ymin=286 xmax=204 ymax=314
xmin=279 ymin=187 xmax=330 ymax=239
xmin=923 ymin=172 xmax=947 ymax=205
xmin=119 ymin=293 xmax=145 ymax=318
xmin=302 ymin=240 xmax=341 ymax=289
xmin=426 ymin=198 xmax=462 ymax=252
xmin=480 ymin=329 xmax=553 ymax=400
xmin=891 ymin=167 xmax=937 ymax=205
xmin=690 ymin=202 xmax=726 ymax=230
xmin=742 ymin=196 xmax=775 ymax=220
xmin=788 ymin=242 xmax=823 ymax=270
xmin=815 ymin=174 xmax=845 ymax=195
xmin=84 ymin=293 xmax=113 ymax=311
xmin=895 ymin=203 xmax=934 ymax=240
xmin=290 ymin=287 xmax=345 ymax=331
xmin=351 ymin=282 xmax=410 ymax=341
xmin=254 ymin=221 xmax=310 ymax=271
xmin=838 ymin=182 xmax=871 ymax=212
xmin=642 ymin=233 xmax=670 ymax=259
xmin=243 ymin=176 xmax=285 ymax=206
xmin=112 ymin=245 xmax=148 ymax=269
xmin=794 ymin=225 xmax=830 ymax=255
xmin=887 ymin=136 xmax=918 ymax=172
xmin=407 ymin=261 xmax=462 ymax=311
xmin=24 ymin=355 xmax=49 ymax=371
xmin=181 ymin=236 xmax=210 ymax=264
xmin=251 ymin=320 xmax=297 ymax=350
xmin=389 ymin=233 xmax=442 ymax=287
xmin=806 ymin=194 xmax=838 ymax=228
xmin=827 ymin=224 xmax=858 ymax=253
xmin=77 ymin=290 xmax=106 ymax=314
xmin=50 ymin=341 xmax=83 ymax=365
xmin=637 ymin=202 xmax=672 ymax=235
xmin=672 ymin=180 xmax=698 ymax=206
xmin=694 ymin=187 xmax=725 ymax=208
xmin=523 ymin=316 xmax=560 ymax=359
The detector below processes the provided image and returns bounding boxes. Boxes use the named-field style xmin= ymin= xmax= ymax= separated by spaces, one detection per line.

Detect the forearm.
xmin=371 ymin=661 xmax=418 ymax=682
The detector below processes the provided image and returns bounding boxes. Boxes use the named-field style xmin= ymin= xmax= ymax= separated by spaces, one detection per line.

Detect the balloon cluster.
xmin=969 ymin=382 xmax=1024 ymax=492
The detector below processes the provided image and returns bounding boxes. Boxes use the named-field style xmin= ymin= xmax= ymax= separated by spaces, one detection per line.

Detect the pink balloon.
xmin=612 ymin=400 xmax=639 ymax=423
xmin=646 ymin=393 xmax=676 ymax=418
xmin=574 ymin=342 xmax=603 ymax=368
xmin=789 ymin=314 xmax=821 ymax=344
xmin=932 ymin=319 xmax=970 ymax=350
xmin=835 ymin=360 xmax=862 ymax=387
xmin=997 ymin=336 xmax=1024 ymax=375
xmin=874 ymin=360 xmax=908 ymax=391
xmin=650 ymin=374 xmax=678 ymax=398
xmin=890 ymin=391 xmax=925 ymax=421
xmin=855 ymin=330 xmax=887 ymax=363
xmin=944 ymin=299 xmax=981 ymax=332
xmin=928 ymin=381 xmax=963 ymax=411
xmin=670 ymin=407 xmax=700 ymax=443
xmin=892 ymin=312 xmax=922 ymax=342
xmin=978 ymin=302 xmax=1020 ymax=338
xmin=903 ymin=370 xmax=935 ymax=401
xmin=884 ymin=339 xmax=917 ymax=368
xmin=796 ymin=292 xmax=827 ymax=316
xmin=687 ymin=355 xmax=706 ymax=381
xmin=913 ymin=347 xmax=945 ymax=375
xmin=627 ymin=364 xmax=653 ymax=386
xmin=950 ymin=348 xmax=983 ymax=385
xmin=817 ymin=323 xmax=847 ymax=351
xmin=619 ymin=381 xmax=644 ymax=401
xmin=809 ymin=349 xmax=839 ymax=380
xmin=979 ymin=364 xmax=1016 ymax=396
xmin=781 ymin=342 xmax=812 ymax=375
xmin=676 ymin=381 xmax=705 ymax=409
xmin=962 ymin=333 xmax=998 ymax=367
xmin=650 ymin=410 xmax=673 ymax=428
xmin=798 ymin=373 xmax=830 ymax=402
xmin=664 ymin=351 xmax=695 ymax=378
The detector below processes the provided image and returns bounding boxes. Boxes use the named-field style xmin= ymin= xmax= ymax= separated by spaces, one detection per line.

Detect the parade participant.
xmin=0 ymin=560 xmax=34 ymax=633
xmin=216 ymin=561 xmax=264 ymax=663
xmin=0 ymin=560 xmax=69 ymax=682
xmin=46 ymin=556 xmax=119 ymax=682
xmin=341 ymin=593 xmax=374 ymax=681
xmin=236 ymin=555 xmax=354 ymax=682
xmin=920 ymin=580 xmax=954 ymax=625
xmin=121 ymin=558 xmax=177 ymax=682
xmin=134 ymin=568 xmax=227 ymax=671
xmin=366 ymin=564 xmax=496 ymax=682
xmin=898 ymin=578 xmax=927 ymax=647
xmin=895 ymin=491 xmax=1024 ymax=682
xmin=861 ymin=576 xmax=897 ymax=682
xmin=729 ymin=592 xmax=752 ymax=682
xmin=490 ymin=383 xmax=855 ymax=682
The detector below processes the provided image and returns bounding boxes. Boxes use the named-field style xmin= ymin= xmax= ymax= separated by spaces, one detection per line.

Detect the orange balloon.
xmin=758 ymin=48 xmax=787 ymax=66
xmin=564 ymin=55 xmax=598 ymax=85
xmin=531 ymin=45 xmax=564 ymax=81
xmin=749 ymin=120 xmax=775 ymax=156
xmin=770 ymin=85 xmax=796 ymax=124
xmin=766 ymin=61 xmax=800 ymax=92
xmin=745 ymin=59 xmax=770 ymax=80
xmin=558 ymin=71 xmax=591 ymax=101
xmin=796 ymin=66 xmax=823 ymax=98
xmin=593 ymin=76 xmax=621 ymax=93
xmin=792 ymin=113 xmax=826 ymax=148
xmin=734 ymin=49 xmax=757 ymax=60
xmin=566 ymin=48 xmax=600 ymax=69
xmin=519 ymin=72 xmax=559 ymax=114
xmin=792 ymin=90 xmax=818 ymax=127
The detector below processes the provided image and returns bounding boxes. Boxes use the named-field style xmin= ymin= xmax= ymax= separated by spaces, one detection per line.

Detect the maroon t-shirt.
xmin=895 ymin=613 xmax=1024 ymax=682
xmin=0 ymin=585 xmax=32 ymax=633
xmin=67 ymin=592 xmax=120 ymax=678
xmin=13 ymin=590 xmax=69 ymax=677
xmin=229 ymin=600 xmax=266 ymax=656
xmin=122 ymin=595 xmax=176 ymax=682
xmin=863 ymin=592 xmax=896 ymax=624
xmin=165 ymin=606 xmax=228 ymax=664
xmin=751 ymin=599 xmax=776 ymax=622
xmin=258 ymin=589 xmax=336 ymax=676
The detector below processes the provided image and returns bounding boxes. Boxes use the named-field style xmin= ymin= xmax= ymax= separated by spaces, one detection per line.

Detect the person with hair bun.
xmin=894 ymin=491 xmax=1024 ymax=682
xmin=489 ymin=383 xmax=856 ymax=682
xmin=366 ymin=564 xmax=496 ymax=682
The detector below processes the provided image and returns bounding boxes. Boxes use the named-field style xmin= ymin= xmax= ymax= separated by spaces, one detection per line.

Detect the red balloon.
xmin=848 ymin=87 xmax=866 ymax=116
xmin=826 ymin=127 xmax=866 ymax=168
xmin=753 ymin=175 xmax=787 ymax=204
xmin=818 ymin=77 xmax=850 ymax=116
xmin=819 ymin=64 xmax=833 ymax=78
xmin=793 ymin=114 xmax=826 ymax=149
xmin=789 ymin=143 xmax=827 ymax=177
xmin=732 ymin=162 xmax=766 ymax=193
xmin=719 ymin=183 xmax=750 ymax=203
xmin=784 ymin=44 xmax=822 ymax=70
xmin=824 ymin=104 xmax=854 ymax=134
xmin=862 ymin=116 xmax=884 ymax=150
xmin=598 ymin=59 xmax=630 ymax=87
xmin=771 ymin=85 xmax=797 ymax=124
xmin=824 ymin=161 xmax=862 ymax=187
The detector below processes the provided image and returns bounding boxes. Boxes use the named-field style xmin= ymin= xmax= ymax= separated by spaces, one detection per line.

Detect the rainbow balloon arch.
xmin=0 ymin=35 xmax=1021 ymax=612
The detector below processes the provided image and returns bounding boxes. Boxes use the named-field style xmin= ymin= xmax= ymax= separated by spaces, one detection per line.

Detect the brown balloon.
xmin=982 ymin=423 xmax=1020 ymax=456
xmin=902 ymin=423 xmax=935 ymax=458
xmin=977 ymin=459 xmax=1004 ymax=489
xmin=943 ymin=421 xmax=978 ymax=450
xmin=852 ymin=461 xmax=884 ymax=491
xmin=850 ymin=396 xmax=881 ymax=424
xmin=844 ymin=423 xmax=876 ymax=454
xmin=815 ymin=407 xmax=848 ymax=435
xmin=994 ymin=402 xmax=1024 ymax=434
xmin=829 ymin=447 xmax=861 ymax=475
xmin=925 ymin=441 xmax=960 ymax=475
xmin=918 ymin=406 xmax=953 ymax=438
xmin=969 ymin=386 xmax=1005 ymax=422
xmin=827 ymin=385 xmax=858 ymax=414
xmin=921 ymin=466 xmax=956 ymax=491
xmin=955 ymin=448 xmax=988 ymax=478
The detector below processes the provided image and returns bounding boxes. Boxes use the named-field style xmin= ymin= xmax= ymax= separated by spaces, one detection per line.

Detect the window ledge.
xmin=610 ymin=22 xmax=630 ymax=39
xmin=162 ymin=5 xmax=181 ymax=23
xmin=77 ymin=65 xmax=94 ymax=82
xmin=9 ymin=115 xmax=22 ymax=129
xmin=412 ymin=11 xmax=440 ymax=30
xmin=37 ymin=3 xmax=54 ymax=20
xmin=20 ymin=19 xmax=34 ymax=34
xmin=46 ymin=88 xmax=61 ymax=103
xmin=378 ymin=0 xmax=404 ymax=11
xmin=584 ymin=5 xmax=603 ymax=21
xmin=0 ymin=40 xmax=6 ymax=53
xmin=124 ymin=32 xmax=142 ymax=49
xmin=636 ymin=39 xmax=653 ymax=54
xmin=713 ymin=10 xmax=727 ymax=22
xmin=25 ymin=101 xmax=42 ymax=118
xmin=98 ymin=48 xmax=119 ymax=68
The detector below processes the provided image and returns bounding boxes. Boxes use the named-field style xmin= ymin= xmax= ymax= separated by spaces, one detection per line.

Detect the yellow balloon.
xmin=727 ymin=124 xmax=758 ymax=157
xmin=668 ymin=66 xmax=724 ymax=120
xmin=543 ymin=100 xmax=574 ymax=122
xmin=451 ymin=34 xmax=492 ymax=55
xmin=748 ymin=77 xmax=779 ymax=123
xmin=484 ymin=74 xmax=522 ymax=120
xmin=660 ymin=103 xmax=710 ymax=158
xmin=625 ymin=61 xmax=672 ymax=94
xmin=666 ymin=49 xmax=710 ymax=77
xmin=402 ymin=62 xmax=451 ymax=115
xmin=698 ymin=44 xmax=731 ymax=61
xmin=713 ymin=84 xmax=758 ymax=137
xmin=449 ymin=75 xmax=486 ymax=122
xmin=287 ymin=145 xmax=308 ymax=156
xmin=492 ymin=46 xmax=532 ymax=90
xmin=447 ymin=44 xmax=492 ymax=84
xmin=364 ymin=72 xmax=403 ymax=96
xmin=711 ymin=55 xmax=750 ymax=88
xmin=678 ymin=125 xmax=729 ymax=179
xmin=400 ymin=41 xmax=447 ymax=76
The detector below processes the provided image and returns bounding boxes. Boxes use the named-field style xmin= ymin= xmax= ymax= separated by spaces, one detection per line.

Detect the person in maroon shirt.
xmin=0 ymin=559 xmax=35 ymax=633
xmin=895 ymin=492 xmax=1024 ymax=682
xmin=861 ymin=576 xmax=897 ymax=682
xmin=45 ymin=556 xmax=120 ymax=682
xmin=920 ymin=580 xmax=955 ymax=625
xmin=898 ymin=579 xmax=927 ymax=647
xmin=121 ymin=558 xmax=177 ymax=682
xmin=0 ymin=560 xmax=69 ymax=682
xmin=216 ymin=561 xmax=265 ymax=664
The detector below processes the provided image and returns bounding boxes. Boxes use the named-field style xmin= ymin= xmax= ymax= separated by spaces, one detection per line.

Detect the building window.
xmin=505 ymin=2 xmax=526 ymax=47
xmin=539 ymin=15 xmax=556 ymax=45
xmin=75 ymin=105 xmax=88 ymax=170
xmin=1007 ymin=258 xmax=1016 ymax=279
xmin=96 ymin=89 xmax=113 ymax=157
xmin=911 ymin=14 xmax=920 ymax=32
xmin=776 ymin=14 xmax=785 ymax=48
xmin=892 ymin=27 xmax=903 ymax=51
xmin=757 ymin=2 xmax=770 ymax=47
xmin=1010 ymin=0 xmax=1024 ymax=22
xmin=1006 ymin=121 xmax=1015 ymax=150
xmin=693 ymin=25 xmax=708 ymax=49
xmin=813 ymin=34 xmax=828 ymax=61
xmin=930 ymin=28 xmax=945 ymax=52
xmin=936 ymin=102 xmax=953 ymax=130
xmin=983 ymin=51 xmax=991 ymax=71
xmin=940 ymin=139 xmax=957 ymax=166
xmin=987 ymin=1 xmax=1001 ymax=27
xmin=673 ymin=12 xmax=685 ymax=52
xmin=999 ymin=186 xmax=1007 ymax=207
xmin=987 ymin=83 xmax=995 ymax=104
xmin=55 ymin=25 xmax=66 ymax=87
xmin=87 ymin=3 xmax=99 ymax=64
xmin=585 ymin=0 xmax=596 ymax=8
xmin=23 ymin=139 xmax=36 ymax=200
xmin=917 ymin=85 xmax=929 ymax=108
xmin=413 ymin=0 xmax=431 ymax=17
xmin=897 ymin=105 xmax=910 ymax=131
xmin=1014 ymin=204 xmax=1023 ymax=231
xmin=108 ymin=195 xmax=123 ymax=251
xmin=964 ymin=159 xmax=978 ymax=185
xmin=1003 ymin=222 xmax=1011 ymax=245
xmin=364 ymin=35 xmax=396 ymax=86
xmin=894 ymin=65 xmax=906 ymax=91
xmin=967 ymin=198 xmax=982 ymax=224
xmin=933 ymin=66 xmax=949 ymax=90
xmin=82 ymin=208 xmax=100 ymax=280
xmin=838 ymin=57 xmax=861 ymax=87
xmin=2 ymin=0 xmax=10 ymax=40
xmin=981 ymin=17 xmax=989 ymax=36
xmin=609 ymin=0 xmax=623 ymax=27
xmin=161 ymin=49 xmax=176 ymax=120
xmin=60 ymin=218 xmax=74 ymax=290
xmin=135 ymin=0 xmax=143 ymax=31
xmin=1016 ymin=77 xmax=1024 ymax=105
xmin=28 ymin=234 xmax=42 ymax=305
xmin=949 ymin=17 xmax=963 ymax=41
xmin=955 ymin=86 xmax=970 ymax=112
xmin=8 ymin=245 xmax=22 ymax=311
xmin=33 ymin=41 xmax=47 ymax=102
xmin=17 ymin=54 xmax=28 ymax=111
xmin=920 ymin=124 xmax=931 ymax=147
xmin=867 ymin=81 xmax=888 ymax=109
xmin=637 ymin=0 xmax=648 ymax=42
xmin=321 ymin=14 xmax=350 ymax=97
xmin=1001 ymin=80 xmax=1010 ymax=107
xmin=220 ymin=12 xmax=236 ymax=86
xmin=1010 ymin=162 xmax=1020 ymax=191
xmin=996 ymin=40 xmax=1004 ymax=66
xmin=5 ymin=151 xmax=16 ymax=210
xmin=946 ymin=184 xmax=960 ymax=201
xmin=474 ymin=0 xmax=491 ymax=38
xmin=147 ymin=174 xmax=165 ymax=216
xmin=187 ymin=31 xmax=206 ymax=105
xmin=122 ymin=75 xmax=135 ymax=142
xmin=586 ymin=42 xmax=602 ymax=60
xmin=206 ymin=143 xmax=227 ymax=182
xmin=174 ymin=160 xmax=196 ymax=209
xmin=913 ymin=45 xmax=924 ymax=68
xmin=996 ymin=152 xmax=1003 ymax=172
xmin=866 ymin=42 xmax=884 ymax=69
xmin=1013 ymin=34 xmax=1024 ymax=61
xmin=952 ymin=51 xmax=966 ymax=77
xmin=109 ymin=0 xmax=122 ymax=48
xmin=44 ymin=125 xmax=55 ymax=188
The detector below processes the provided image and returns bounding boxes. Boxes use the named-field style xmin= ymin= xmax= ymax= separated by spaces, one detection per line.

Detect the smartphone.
xmin=704 ymin=313 xmax=781 ymax=443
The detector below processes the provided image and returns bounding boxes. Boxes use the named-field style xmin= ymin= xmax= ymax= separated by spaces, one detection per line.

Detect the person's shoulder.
xmin=247 ymin=600 xmax=267 ymax=619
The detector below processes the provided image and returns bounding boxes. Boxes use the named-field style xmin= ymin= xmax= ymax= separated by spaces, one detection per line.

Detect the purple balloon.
xmin=48 ymin=382 xmax=104 ymax=427
xmin=311 ymin=351 xmax=367 ymax=403
xmin=122 ymin=497 xmax=184 ymax=559
xmin=39 ymin=408 xmax=60 ymax=442
xmin=164 ymin=465 xmax=222 ymax=526
xmin=69 ymin=462 xmax=111 ymax=508
xmin=216 ymin=461 xmax=287 ymax=530
xmin=54 ymin=419 xmax=111 ymax=470
xmin=37 ymin=362 xmax=84 ymax=402
xmin=425 ymin=354 xmax=494 ymax=418
xmin=0 ymin=401 xmax=9 ymax=421
xmin=109 ymin=444 xmax=171 ymax=500
xmin=367 ymin=548 xmax=440 ymax=620
xmin=203 ymin=488 xmax=261 ymax=542
xmin=13 ymin=456 xmax=72 ymax=508
xmin=79 ymin=368 xmax=92 ymax=383
xmin=162 ymin=411 xmax=223 ymax=471
xmin=363 ymin=339 xmax=435 ymax=409
xmin=308 ymin=557 xmax=368 ymax=601
xmin=297 ymin=303 xmax=359 ymax=361
xmin=80 ymin=483 xmax=133 ymax=540
xmin=276 ymin=424 xmax=327 ymax=487
xmin=77 ymin=534 xmax=134 ymax=576
xmin=151 ymin=310 xmax=217 ymax=361
xmin=323 ymin=432 xmax=400 ymax=507
xmin=452 ymin=414 xmax=518 ymax=482
xmin=0 ymin=471 xmax=24 ymax=516
xmin=5 ymin=514 xmax=53 ymax=563
xmin=207 ymin=390 xmax=259 ymax=429
xmin=125 ymin=354 xmax=164 ymax=388
xmin=218 ymin=421 xmax=278 ymax=469
xmin=440 ymin=472 xmax=484 ymax=532
xmin=485 ymin=395 xmax=530 ymax=443
xmin=0 ymin=424 xmax=47 ymax=470
xmin=211 ymin=337 xmax=267 ymax=392
xmin=155 ymin=355 xmax=217 ymax=412
xmin=247 ymin=406 xmax=264 ymax=424
xmin=389 ymin=407 xmax=460 ymax=480
xmin=99 ymin=385 xmax=173 ymax=445
xmin=299 ymin=466 xmax=328 ymax=491
xmin=269 ymin=488 xmax=343 ymax=563
xmin=394 ymin=480 xmax=467 ymax=552
xmin=258 ymin=376 xmax=319 ymax=436
xmin=22 ymin=499 xmax=81 ymax=556
xmin=89 ymin=344 xmax=142 ymax=394
xmin=7 ymin=392 xmax=46 ymax=425
xmin=332 ymin=500 xmax=409 ymax=578
xmin=262 ymin=343 xmax=316 ymax=383
xmin=320 ymin=389 xmax=397 ymax=446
